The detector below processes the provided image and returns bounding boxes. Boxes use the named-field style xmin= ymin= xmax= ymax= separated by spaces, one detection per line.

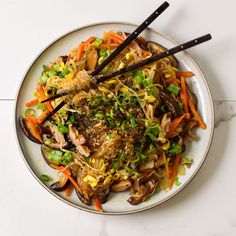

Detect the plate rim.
xmin=14 ymin=21 xmax=215 ymax=215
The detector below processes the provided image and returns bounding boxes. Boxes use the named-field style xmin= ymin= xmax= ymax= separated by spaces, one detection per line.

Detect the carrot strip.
xmin=163 ymin=153 xmax=169 ymax=178
xmin=94 ymin=198 xmax=103 ymax=213
xmin=97 ymin=43 xmax=119 ymax=49
xmin=180 ymin=76 xmax=189 ymax=113
xmin=58 ymin=169 xmax=82 ymax=194
xmin=38 ymin=110 xmax=50 ymax=124
xmin=166 ymin=113 xmax=190 ymax=138
xmin=26 ymin=116 xmax=42 ymax=142
xmin=85 ymin=36 xmax=96 ymax=44
xmin=27 ymin=115 xmax=38 ymax=125
xmin=77 ymin=42 xmax=86 ymax=61
xmin=177 ymin=71 xmax=194 ymax=78
xmin=36 ymin=85 xmax=46 ymax=98
xmin=169 ymin=154 xmax=181 ymax=189
xmin=25 ymin=98 xmax=39 ymax=107
xmin=104 ymin=32 xmax=124 ymax=44
xmin=188 ymin=95 xmax=207 ymax=129
xmin=64 ymin=183 xmax=73 ymax=197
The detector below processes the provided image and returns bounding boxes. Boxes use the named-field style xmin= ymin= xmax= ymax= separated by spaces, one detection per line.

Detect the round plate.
xmin=15 ymin=22 xmax=214 ymax=215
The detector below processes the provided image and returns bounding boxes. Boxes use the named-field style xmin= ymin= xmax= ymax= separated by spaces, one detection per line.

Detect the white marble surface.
xmin=1 ymin=0 xmax=236 ymax=235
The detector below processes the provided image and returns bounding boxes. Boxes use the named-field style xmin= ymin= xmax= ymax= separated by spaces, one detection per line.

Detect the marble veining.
xmin=213 ymin=101 xmax=236 ymax=128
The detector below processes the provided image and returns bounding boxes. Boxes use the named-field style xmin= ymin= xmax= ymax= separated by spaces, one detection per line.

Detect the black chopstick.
xmin=91 ymin=1 xmax=169 ymax=76
xmin=41 ymin=33 xmax=212 ymax=104
xmin=94 ymin=34 xmax=212 ymax=82
xmin=40 ymin=100 xmax=66 ymax=124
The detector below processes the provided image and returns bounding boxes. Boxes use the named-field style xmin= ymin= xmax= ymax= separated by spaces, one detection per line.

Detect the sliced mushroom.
xmin=140 ymin=160 xmax=155 ymax=171
xmin=128 ymin=171 xmax=159 ymax=205
xmin=50 ymin=124 xmax=67 ymax=148
xmin=111 ymin=179 xmax=133 ymax=192
xmin=160 ymin=91 xmax=180 ymax=117
xmin=181 ymin=120 xmax=198 ymax=141
xmin=94 ymin=187 xmax=110 ymax=204
xmin=86 ymin=48 xmax=98 ymax=70
xmin=50 ymin=172 xmax=69 ymax=191
xmin=147 ymin=41 xmax=179 ymax=68
xmin=69 ymin=125 xmax=90 ymax=157
xmin=19 ymin=116 xmax=42 ymax=144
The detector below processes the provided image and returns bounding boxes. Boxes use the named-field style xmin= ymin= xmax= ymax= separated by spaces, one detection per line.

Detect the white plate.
xmin=15 ymin=22 xmax=214 ymax=215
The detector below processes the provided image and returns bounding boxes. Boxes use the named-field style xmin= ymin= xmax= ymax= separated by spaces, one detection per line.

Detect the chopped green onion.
xmin=174 ymin=176 xmax=181 ymax=186
xmin=59 ymin=67 xmax=69 ymax=78
xmin=95 ymin=113 xmax=104 ymax=119
xmin=168 ymin=144 xmax=182 ymax=155
xmin=112 ymin=162 xmax=119 ymax=170
xmin=24 ymin=108 xmax=35 ymax=117
xmin=182 ymin=157 xmax=193 ymax=164
xmin=99 ymin=49 xmax=108 ymax=57
xmin=57 ymin=123 xmax=69 ymax=134
xmin=58 ymin=109 xmax=67 ymax=118
xmin=38 ymin=75 xmax=48 ymax=85
xmin=179 ymin=102 xmax=184 ymax=115
xmin=40 ymin=175 xmax=51 ymax=182
xmin=134 ymin=70 xmax=144 ymax=85
xmin=66 ymin=115 xmax=75 ymax=125
xmin=60 ymin=152 xmax=73 ymax=166
xmin=93 ymin=38 xmax=102 ymax=46
xmin=129 ymin=114 xmax=136 ymax=129
xmin=167 ymin=84 xmax=180 ymax=96
xmin=145 ymin=121 xmax=161 ymax=141
xmin=37 ymin=103 xmax=46 ymax=111
xmin=143 ymin=77 xmax=153 ymax=89
xmin=48 ymin=150 xmax=63 ymax=165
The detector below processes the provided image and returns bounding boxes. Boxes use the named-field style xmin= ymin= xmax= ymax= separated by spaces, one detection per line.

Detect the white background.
xmin=1 ymin=0 xmax=236 ymax=235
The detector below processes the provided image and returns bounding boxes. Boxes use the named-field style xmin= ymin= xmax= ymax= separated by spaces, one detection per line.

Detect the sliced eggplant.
xmin=147 ymin=41 xmax=179 ymax=68
xmin=19 ymin=116 xmax=41 ymax=144
xmin=50 ymin=172 xmax=69 ymax=192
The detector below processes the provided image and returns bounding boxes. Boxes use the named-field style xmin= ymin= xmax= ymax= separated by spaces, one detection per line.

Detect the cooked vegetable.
xmin=20 ymin=31 xmax=206 ymax=212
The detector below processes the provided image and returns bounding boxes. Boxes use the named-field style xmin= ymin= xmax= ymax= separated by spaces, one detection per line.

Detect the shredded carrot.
xmin=25 ymin=98 xmax=39 ymax=107
xmin=180 ymin=76 xmax=189 ymax=113
xmin=57 ymin=168 xmax=82 ymax=194
xmin=177 ymin=71 xmax=194 ymax=78
xmin=26 ymin=116 xmax=42 ymax=142
xmin=94 ymin=198 xmax=103 ymax=213
xmin=104 ymin=32 xmax=124 ymax=44
xmin=188 ymin=95 xmax=206 ymax=129
xmin=26 ymin=115 xmax=38 ymax=125
xmin=36 ymin=85 xmax=46 ymax=98
xmin=166 ymin=113 xmax=190 ymax=138
xmin=98 ymin=43 xmax=119 ymax=49
xmin=77 ymin=42 xmax=86 ymax=61
xmin=169 ymin=154 xmax=181 ymax=189
xmin=85 ymin=36 xmax=96 ymax=44
xmin=38 ymin=110 xmax=50 ymax=124
xmin=163 ymin=153 xmax=169 ymax=178
xmin=64 ymin=183 xmax=73 ymax=197
xmin=142 ymin=50 xmax=151 ymax=58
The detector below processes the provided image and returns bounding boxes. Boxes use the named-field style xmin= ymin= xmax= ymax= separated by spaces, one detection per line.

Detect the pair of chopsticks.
xmin=41 ymin=1 xmax=212 ymax=124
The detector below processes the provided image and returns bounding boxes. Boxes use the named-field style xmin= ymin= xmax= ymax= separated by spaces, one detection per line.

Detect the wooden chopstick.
xmin=91 ymin=1 xmax=170 ymax=76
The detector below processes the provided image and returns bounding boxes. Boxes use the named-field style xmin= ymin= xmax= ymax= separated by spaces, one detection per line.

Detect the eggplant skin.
xmin=19 ymin=116 xmax=41 ymax=144
xmin=50 ymin=180 xmax=69 ymax=192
